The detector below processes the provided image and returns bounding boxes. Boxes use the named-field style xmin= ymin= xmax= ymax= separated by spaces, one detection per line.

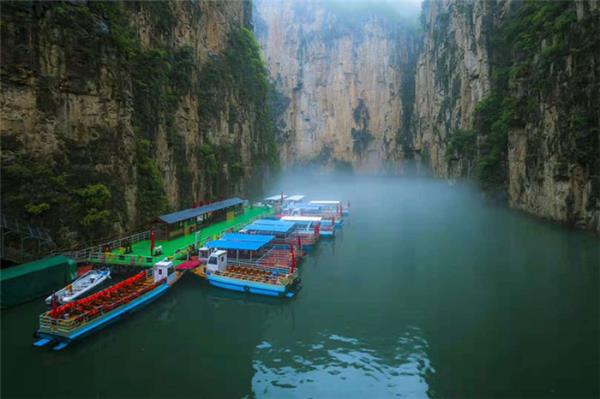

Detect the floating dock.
xmin=66 ymin=205 xmax=275 ymax=269
xmin=26 ymin=194 xmax=350 ymax=349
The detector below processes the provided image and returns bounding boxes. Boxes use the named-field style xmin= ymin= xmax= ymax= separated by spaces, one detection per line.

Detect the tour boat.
xmin=205 ymin=250 xmax=300 ymax=298
xmin=240 ymin=219 xmax=307 ymax=255
xmin=280 ymin=215 xmax=321 ymax=250
xmin=309 ymin=200 xmax=349 ymax=217
xmin=319 ymin=218 xmax=336 ymax=238
xmin=284 ymin=202 xmax=345 ymax=228
xmin=45 ymin=268 xmax=111 ymax=305
xmin=34 ymin=261 xmax=181 ymax=350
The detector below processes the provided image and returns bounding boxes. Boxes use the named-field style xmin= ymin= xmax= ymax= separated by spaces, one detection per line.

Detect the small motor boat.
xmin=45 ymin=268 xmax=111 ymax=305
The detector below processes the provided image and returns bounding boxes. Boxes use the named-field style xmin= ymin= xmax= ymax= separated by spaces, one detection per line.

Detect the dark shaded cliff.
xmin=1 ymin=1 xmax=278 ymax=246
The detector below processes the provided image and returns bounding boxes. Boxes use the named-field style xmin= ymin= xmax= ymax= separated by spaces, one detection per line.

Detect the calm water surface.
xmin=2 ymin=174 xmax=599 ymax=398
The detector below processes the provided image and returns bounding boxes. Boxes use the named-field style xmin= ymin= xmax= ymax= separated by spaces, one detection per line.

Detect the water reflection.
xmin=252 ymin=327 xmax=433 ymax=397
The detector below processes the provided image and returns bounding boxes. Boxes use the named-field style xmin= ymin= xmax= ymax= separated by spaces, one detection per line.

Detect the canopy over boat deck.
xmin=281 ymin=203 xmax=323 ymax=216
xmin=280 ymin=216 xmax=322 ymax=223
xmin=153 ymin=198 xmax=244 ymax=240
xmin=242 ymin=219 xmax=296 ymax=237
xmin=205 ymin=233 xmax=276 ymax=262
xmin=283 ymin=195 xmax=305 ymax=203
xmin=264 ymin=194 xmax=287 ymax=205
xmin=206 ymin=233 xmax=275 ymax=251
xmin=309 ymin=200 xmax=341 ymax=205
xmin=308 ymin=200 xmax=345 ymax=216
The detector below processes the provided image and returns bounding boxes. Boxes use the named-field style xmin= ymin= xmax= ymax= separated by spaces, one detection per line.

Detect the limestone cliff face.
xmin=1 ymin=1 xmax=275 ymax=245
xmin=414 ymin=0 xmax=600 ymax=232
xmin=254 ymin=0 xmax=417 ymax=171
xmin=413 ymin=0 xmax=493 ymax=177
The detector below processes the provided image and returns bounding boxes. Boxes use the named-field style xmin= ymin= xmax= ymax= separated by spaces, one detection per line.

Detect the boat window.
xmin=208 ymin=257 xmax=217 ymax=265
xmin=158 ymin=269 xmax=163 ymax=275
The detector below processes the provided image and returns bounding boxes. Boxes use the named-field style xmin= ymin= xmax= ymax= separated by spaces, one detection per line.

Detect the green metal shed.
xmin=0 ymin=255 xmax=77 ymax=308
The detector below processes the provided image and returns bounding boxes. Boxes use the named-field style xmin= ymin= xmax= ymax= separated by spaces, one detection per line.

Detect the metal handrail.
xmin=57 ymin=208 xmax=273 ymax=264
xmin=57 ymin=230 xmax=151 ymax=261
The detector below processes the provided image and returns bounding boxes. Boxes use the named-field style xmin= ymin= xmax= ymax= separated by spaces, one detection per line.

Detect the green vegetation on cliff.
xmin=0 ymin=1 xmax=278 ymax=247
xmin=196 ymin=27 xmax=279 ymax=197
xmin=445 ymin=0 xmax=598 ymax=198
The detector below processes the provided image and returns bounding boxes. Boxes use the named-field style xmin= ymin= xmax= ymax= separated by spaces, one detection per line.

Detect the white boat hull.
xmin=45 ymin=268 xmax=111 ymax=305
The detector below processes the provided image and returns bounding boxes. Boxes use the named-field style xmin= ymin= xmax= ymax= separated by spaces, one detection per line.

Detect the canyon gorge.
xmin=1 ymin=0 xmax=598 ymax=249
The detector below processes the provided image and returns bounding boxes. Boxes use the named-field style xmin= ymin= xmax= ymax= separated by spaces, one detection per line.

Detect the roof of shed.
xmin=158 ymin=198 xmax=243 ymax=224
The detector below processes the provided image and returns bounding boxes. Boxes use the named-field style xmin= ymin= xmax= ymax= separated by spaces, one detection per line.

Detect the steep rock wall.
xmin=413 ymin=0 xmax=493 ymax=177
xmin=254 ymin=0 xmax=417 ymax=172
xmin=0 ymin=1 xmax=276 ymax=246
xmin=414 ymin=0 xmax=599 ymax=232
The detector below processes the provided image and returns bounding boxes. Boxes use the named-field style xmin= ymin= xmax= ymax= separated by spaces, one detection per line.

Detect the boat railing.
xmin=227 ymin=259 xmax=290 ymax=274
xmin=39 ymin=314 xmax=83 ymax=334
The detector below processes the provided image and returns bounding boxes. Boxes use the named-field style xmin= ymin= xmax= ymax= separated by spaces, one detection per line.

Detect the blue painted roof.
xmin=205 ymin=240 xmax=267 ymax=251
xmin=221 ymin=233 xmax=275 ymax=244
xmin=244 ymin=222 xmax=294 ymax=233
xmin=158 ymin=198 xmax=243 ymax=224
xmin=289 ymin=204 xmax=322 ymax=210
xmin=252 ymin=219 xmax=294 ymax=225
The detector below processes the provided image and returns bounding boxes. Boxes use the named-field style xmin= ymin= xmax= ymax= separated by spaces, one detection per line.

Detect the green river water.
xmin=2 ymin=174 xmax=599 ymax=398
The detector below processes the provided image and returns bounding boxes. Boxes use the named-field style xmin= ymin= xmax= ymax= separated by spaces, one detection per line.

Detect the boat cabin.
xmin=264 ymin=194 xmax=287 ymax=206
xmin=309 ymin=200 xmax=343 ymax=216
xmin=240 ymin=219 xmax=297 ymax=240
xmin=283 ymin=195 xmax=305 ymax=204
xmin=206 ymin=250 xmax=228 ymax=273
xmin=282 ymin=203 xmax=323 ymax=216
xmin=153 ymin=260 xmax=176 ymax=284
xmin=280 ymin=216 xmax=321 ymax=233
xmin=198 ymin=246 xmax=213 ymax=263
xmin=205 ymin=233 xmax=275 ymax=263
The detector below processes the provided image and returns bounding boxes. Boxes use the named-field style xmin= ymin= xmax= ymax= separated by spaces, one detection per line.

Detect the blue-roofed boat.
xmin=197 ymin=232 xmax=300 ymax=297
xmin=34 ymin=261 xmax=181 ymax=350
xmin=319 ymin=218 xmax=336 ymax=238
xmin=309 ymin=200 xmax=349 ymax=217
xmin=205 ymin=248 xmax=300 ymax=298
xmin=205 ymin=233 xmax=276 ymax=262
xmin=240 ymin=219 xmax=307 ymax=253
xmin=280 ymin=215 xmax=322 ymax=250
xmin=283 ymin=201 xmax=346 ymax=229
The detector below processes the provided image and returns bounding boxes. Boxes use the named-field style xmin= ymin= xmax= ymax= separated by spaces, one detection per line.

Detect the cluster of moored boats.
xmin=196 ymin=195 xmax=348 ymax=297
xmin=33 ymin=195 xmax=348 ymax=350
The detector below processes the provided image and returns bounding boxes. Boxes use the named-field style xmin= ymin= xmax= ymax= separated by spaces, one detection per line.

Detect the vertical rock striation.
xmin=254 ymin=0 xmax=417 ymax=172
xmin=413 ymin=0 xmax=493 ymax=177
xmin=414 ymin=0 xmax=599 ymax=232
xmin=0 ymin=0 xmax=277 ymax=245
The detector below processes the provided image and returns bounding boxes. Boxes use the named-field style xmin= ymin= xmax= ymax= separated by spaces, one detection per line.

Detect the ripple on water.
xmin=252 ymin=328 xmax=434 ymax=397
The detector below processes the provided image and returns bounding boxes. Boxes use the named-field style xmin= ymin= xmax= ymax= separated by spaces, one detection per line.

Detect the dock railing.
xmin=59 ymin=208 xmax=274 ymax=266
xmin=85 ymin=252 xmax=157 ymax=267
xmin=58 ymin=230 xmax=151 ymax=262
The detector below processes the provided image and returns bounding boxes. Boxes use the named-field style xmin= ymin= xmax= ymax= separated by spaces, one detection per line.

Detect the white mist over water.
xmin=250 ymin=170 xmax=599 ymax=398
xmin=1 ymin=172 xmax=597 ymax=398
